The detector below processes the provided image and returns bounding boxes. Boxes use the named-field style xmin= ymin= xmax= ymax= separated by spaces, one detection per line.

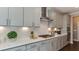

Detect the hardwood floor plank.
xmin=60 ymin=41 xmax=79 ymax=51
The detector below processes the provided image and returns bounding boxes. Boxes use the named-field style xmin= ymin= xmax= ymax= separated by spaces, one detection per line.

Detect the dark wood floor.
xmin=60 ymin=41 xmax=79 ymax=51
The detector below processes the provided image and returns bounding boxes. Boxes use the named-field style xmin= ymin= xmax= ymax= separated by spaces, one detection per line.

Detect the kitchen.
xmin=0 ymin=7 xmax=78 ymax=51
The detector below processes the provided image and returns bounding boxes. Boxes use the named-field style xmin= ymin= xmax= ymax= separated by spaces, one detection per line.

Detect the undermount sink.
xmin=39 ymin=34 xmax=53 ymax=38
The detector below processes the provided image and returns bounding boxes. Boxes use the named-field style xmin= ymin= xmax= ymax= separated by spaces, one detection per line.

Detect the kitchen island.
xmin=0 ymin=33 xmax=68 ymax=51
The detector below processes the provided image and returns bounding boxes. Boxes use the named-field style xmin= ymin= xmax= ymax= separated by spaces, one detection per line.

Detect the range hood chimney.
xmin=40 ymin=7 xmax=53 ymax=21
xmin=41 ymin=7 xmax=46 ymax=17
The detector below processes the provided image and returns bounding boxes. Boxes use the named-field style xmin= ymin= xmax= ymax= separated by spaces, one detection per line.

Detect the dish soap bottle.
xmin=30 ymin=31 xmax=35 ymax=39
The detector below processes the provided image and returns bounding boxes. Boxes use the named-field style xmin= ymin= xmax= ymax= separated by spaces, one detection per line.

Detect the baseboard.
xmin=73 ymin=39 xmax=79 ymax=41
xmin=70 ymin=41 xmax=73 ymax=44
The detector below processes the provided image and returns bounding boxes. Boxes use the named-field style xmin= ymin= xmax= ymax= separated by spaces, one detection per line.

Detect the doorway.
xmin=70 ymin=16 xmax=79 ymax=44
xmin=73 ymin=16 xmax=79 ymax=41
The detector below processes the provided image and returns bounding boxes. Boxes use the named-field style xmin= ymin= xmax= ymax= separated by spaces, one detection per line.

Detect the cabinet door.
xmin=57 ymin=36 xmax=64 ymax=50
xmin=47 ymin=8 xmax=56 ymax=27
xmin=56 ymin=13 xmax=63 ymax=28
xmin=60 ymin=36 xmax=64 ymax=49
xmin=33 ymin=7 xmax=41 ymax=27
xmin=63 ymin=35 xmax=68 ymax=46
xmin=24 ymin=7 xmax=41 ymax=27
xmin=26 ymin=43 xmax=40 ymax=51
xmin=51 ymin=38 xmax=58 ymax=51
xmin=24 ymin=7 xmax=34 ymax=26
xmin=0 ymin=7 xmax=8 ymax=25
xmin=56 ymin=37 xmax=60 ymax=50
xmin=39 ymin=40 xmax=51 ymax=51
xmin=47 ymin=8 xmax=56 ymax=20
xmin=9 ymin=7 xmax=23 ymax=26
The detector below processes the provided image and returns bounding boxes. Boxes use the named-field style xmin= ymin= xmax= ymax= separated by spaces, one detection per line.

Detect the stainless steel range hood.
xmin=40 ymin=7 xmax=53 ymax=21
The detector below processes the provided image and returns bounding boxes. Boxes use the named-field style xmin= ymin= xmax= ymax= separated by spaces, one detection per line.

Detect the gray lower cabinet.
xmin=25 ymin=42 xmax=40 ymax=51
xmin=25 ymin=35 xmax=68 ymax=51
xmin=2 ymin=35 xmax=68 ymax=51
xmin=39 ymin=40 xmax=52 ymax=51
xmin=57 ymin=35 xmax=68 ymax=50
xmin=57 ymin=36 xmax=64 ymax=50
xmin=26 ymin=40 xmax=52 ymax=51
xmin=57 ymin=37 xmax=61 ymax=50
xmin=63 ymin=35 xmax=68 ymax=47
xmin=60 ymin=36 xmax=64 ymax=49
xmin=51 ymin=38 xmax=58 ymax=51
xmin=50 ymin=35 xmax=68 ymax=51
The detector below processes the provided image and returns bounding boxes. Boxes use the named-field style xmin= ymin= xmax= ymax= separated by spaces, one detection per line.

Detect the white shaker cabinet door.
xmin=33 ymin=7 xmax=41 ymax=27
xmin=51 ymin=38 xmax=58 ymax=51
xmin=24 ymin=7 xmax=34 ymax=26
xmin=26 ymin=43 xmax=40 ymax=51
xmin=9 ymin=7 xmax=23 ymax=26
xmin=60 ymin=36 xmax=64 ymax=49
xmin=57 ymin=37 xmax=62 ymax=50
xmin=24 ymin=7 xmax=41 ymax=27
xmin=39 ymin=40 xmax=51 ymax=51
xmin=0 ymin=7 xmax=8 ymax=25
xmin=63 ymin=35 xmax=68 ymax=47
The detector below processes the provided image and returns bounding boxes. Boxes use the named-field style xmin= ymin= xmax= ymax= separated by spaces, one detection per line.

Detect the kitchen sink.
xmin=39 ymin=34 xmax=53 ymax=38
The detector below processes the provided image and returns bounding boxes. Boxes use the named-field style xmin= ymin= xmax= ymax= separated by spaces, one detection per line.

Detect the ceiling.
xmin=52 ymin=7 xmax=79 ymax=13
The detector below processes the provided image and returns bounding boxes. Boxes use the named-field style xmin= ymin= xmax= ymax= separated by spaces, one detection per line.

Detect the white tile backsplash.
xmin=37 ymin=21 xmax=49 ymax=35
xmin=0 ymin=21 xmax=49 ymax=43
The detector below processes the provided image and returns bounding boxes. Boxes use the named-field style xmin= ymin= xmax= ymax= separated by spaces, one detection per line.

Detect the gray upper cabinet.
xmin=33 ymin=7 xmax=41 ymax=27
xmin=47 ymin=8 xmax=57 ymax=20
xmin=24 ymin=7 xmax=41 ymax=27
xmin=47 ymin=7 xmax=63 ymax=28
xmin=47 ymin=8 xmax=57 ymax=27
xmin=0 ymin=7 xmax=41 ymax=27
xmin=9 ymin=7 xmax=23 ymax=26
xmin=56 ymin=13 xmax=63 ymax=28
xmin=0 ymin=7 xmax=8 ymax=26
xmin=24 ymin=7 xmax=34 ymax=26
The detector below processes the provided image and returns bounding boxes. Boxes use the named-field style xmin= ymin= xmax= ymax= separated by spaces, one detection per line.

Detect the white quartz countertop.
xmin=0 ymin=33 xmax=67 ymax=51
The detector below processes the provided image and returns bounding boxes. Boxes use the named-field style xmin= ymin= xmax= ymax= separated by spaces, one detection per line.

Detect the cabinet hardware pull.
xmin=7 ymin=19 xmax=8 ymax=25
